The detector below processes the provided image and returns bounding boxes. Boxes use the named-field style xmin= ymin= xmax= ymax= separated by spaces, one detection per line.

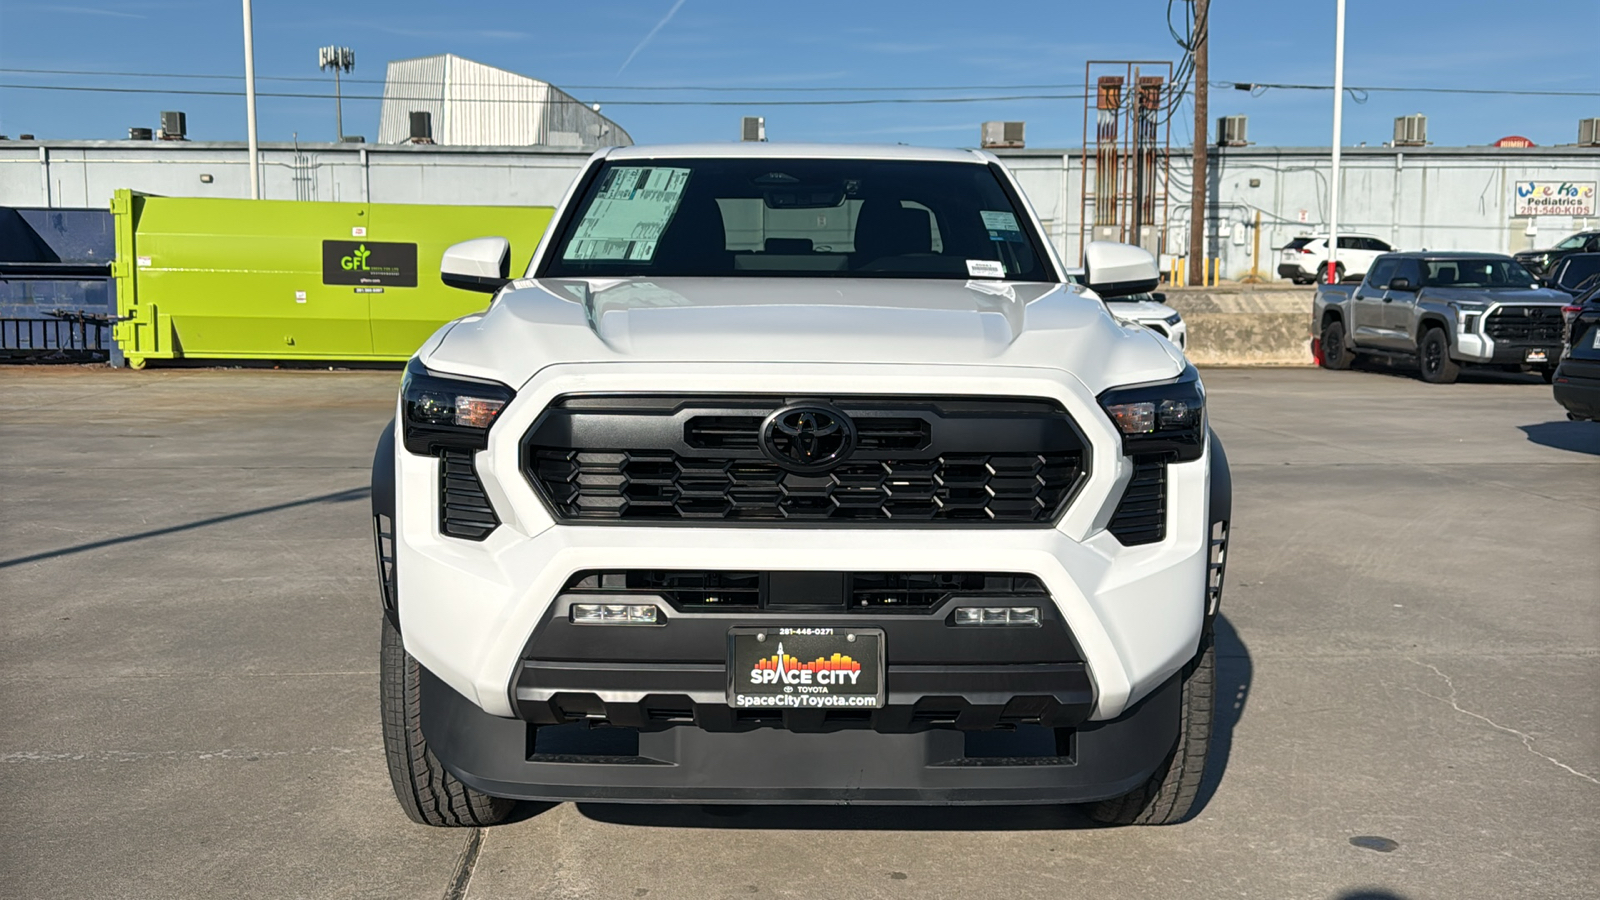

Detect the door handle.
xmin=1383 ymin=297 xmax=1393 ymax=303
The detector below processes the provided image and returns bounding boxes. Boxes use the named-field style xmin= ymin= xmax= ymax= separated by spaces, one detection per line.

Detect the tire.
xmin=1320 ymin=320 xmax=1355 ymax=370
xmin=381 ymin=615 xmax=516 ymax=827
xmin=1331 ymin=263 xmax=1346 ymax=284
xmin=1292 ymin=275 xmax=1312 ymax=286
xmin=1539 ymin=366 xmax=1558 ymax=384
xmin=1088 ymin=631 xmax=1215 ymax=826
xmin=1417 ymin=328 xmax=1460 ymax=384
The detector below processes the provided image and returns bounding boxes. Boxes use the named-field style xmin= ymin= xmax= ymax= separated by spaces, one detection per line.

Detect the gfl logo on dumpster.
xmin=340 ymin=244 xmax=372 ymax=271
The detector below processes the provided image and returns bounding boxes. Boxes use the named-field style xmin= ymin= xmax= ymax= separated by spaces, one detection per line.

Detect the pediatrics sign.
xmin=1514 ymin=181 xmax=1596 ymax=217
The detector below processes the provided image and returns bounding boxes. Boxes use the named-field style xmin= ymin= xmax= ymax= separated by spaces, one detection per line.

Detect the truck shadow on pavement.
xmin=571 ymin=614 xmax=1252 ymax=832
xmin=0 ymin=486 xmax=370 ymax=570
xmin=1349 ymin=356 xmax=1549 ymax=385
xmin=1519 ymin=421 xmax=1600 ymax=456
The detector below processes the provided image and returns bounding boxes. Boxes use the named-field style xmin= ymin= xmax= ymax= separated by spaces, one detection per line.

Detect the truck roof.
xmin=1376 ymin=251 xmax=1516 ymax=261
xmin=602 ymin=142 xmax=993 ymax=164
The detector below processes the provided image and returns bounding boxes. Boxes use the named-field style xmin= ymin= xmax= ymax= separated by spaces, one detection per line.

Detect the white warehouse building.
xmin=376 ymin=54 xmax=632 ymax=150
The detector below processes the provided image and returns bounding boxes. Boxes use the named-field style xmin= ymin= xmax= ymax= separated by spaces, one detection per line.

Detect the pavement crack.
xmin=442 ymin=827 xmax=484 ymax=900
xmin=1408 ymin=659 xmax=1600 ymax=787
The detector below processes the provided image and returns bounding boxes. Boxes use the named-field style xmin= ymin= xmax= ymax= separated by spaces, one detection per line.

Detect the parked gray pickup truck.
xmin=1312 ymin=251 xmax=1568 ymax=383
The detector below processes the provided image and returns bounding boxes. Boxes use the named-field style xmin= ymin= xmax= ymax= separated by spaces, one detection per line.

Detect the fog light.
xmin=953 ymin=606 xmax=1041 ymax=626
xmin=571 ymin=603 xmax=659 ymax=625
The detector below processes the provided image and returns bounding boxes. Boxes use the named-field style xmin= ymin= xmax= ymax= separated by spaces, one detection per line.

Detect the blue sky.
xmin=1 ymin=0 xmax=1596 ymax=148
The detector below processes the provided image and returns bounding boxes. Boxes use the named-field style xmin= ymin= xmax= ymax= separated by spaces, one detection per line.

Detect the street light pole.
xmin=242 ymin=0 xmax=260 ymax=199
xmin=1326 ymin=0 xmax=1346 ymax=283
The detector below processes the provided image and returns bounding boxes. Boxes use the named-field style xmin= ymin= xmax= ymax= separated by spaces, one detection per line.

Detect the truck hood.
xmin=1420 ymin=286 xmax=1571 ymax=305
xmin=421 ymin=276 xmax=1184 ymax=393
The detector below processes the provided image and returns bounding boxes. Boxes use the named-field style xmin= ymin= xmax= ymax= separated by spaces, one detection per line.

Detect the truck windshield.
xmin=1419 ymin=258 xmax=1538 ymax=289
xmin=540 ymin=158 xmax=1051 ymax=281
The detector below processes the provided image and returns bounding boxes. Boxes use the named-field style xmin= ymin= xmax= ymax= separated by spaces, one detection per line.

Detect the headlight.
xmin=400 ymin=358 xmax=516 ymax=455
xmin=1098 ymin=364 xmax=1206 ymax=462
xmin=1449 ymin=301 xmax=1491 ymax=314
xmin=1164 ymin=312 xmax=1183 ymax=326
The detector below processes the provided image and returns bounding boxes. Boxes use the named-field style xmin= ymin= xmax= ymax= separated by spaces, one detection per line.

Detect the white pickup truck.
xmin=370 ymin=144 xmax=1231 ymax=827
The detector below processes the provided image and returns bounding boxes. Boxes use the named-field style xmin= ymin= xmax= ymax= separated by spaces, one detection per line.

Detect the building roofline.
xmin=992 ymin=144 xmax=1600 ymax=158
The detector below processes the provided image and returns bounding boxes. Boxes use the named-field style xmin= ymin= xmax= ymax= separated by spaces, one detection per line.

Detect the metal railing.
xmin=0 ymin=317 xmax=112 ymax=362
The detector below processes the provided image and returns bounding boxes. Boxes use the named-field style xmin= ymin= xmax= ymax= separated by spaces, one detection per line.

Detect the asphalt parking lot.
xmin=2 ymin=365 xmax=1596 ymax=900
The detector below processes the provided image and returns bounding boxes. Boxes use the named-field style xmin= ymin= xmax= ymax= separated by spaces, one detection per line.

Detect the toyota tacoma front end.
xmin=372 ymin=144 xmax=1231 ymax=827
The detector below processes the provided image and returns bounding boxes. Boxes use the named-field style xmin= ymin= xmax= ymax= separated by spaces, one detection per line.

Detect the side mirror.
xmin=1388 ymin=277 xmax=1413 ymax=292
xmin=1083 ymin=241 xmax=1160 ymax=298
xmin=441 ymin=237 xmax=511 ymax=293
xmin=1151 ymin=292 xmax=1168 ymax=304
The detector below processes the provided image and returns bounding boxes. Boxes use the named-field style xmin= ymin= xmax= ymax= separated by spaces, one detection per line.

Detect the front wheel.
xmin=1087 ymin=632 xmax=1214 ymax=826
xmin=1320 ymin=320 xmax=1355 ymax=370
xmin=1418 ymin=328 xmax=1460 ymax=384
xmin=381 ymin=615 xmax=516 ymax=827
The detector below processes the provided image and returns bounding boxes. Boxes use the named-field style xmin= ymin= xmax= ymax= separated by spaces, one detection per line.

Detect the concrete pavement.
xmin=1 ymin=365 xmax=1595 ymax=900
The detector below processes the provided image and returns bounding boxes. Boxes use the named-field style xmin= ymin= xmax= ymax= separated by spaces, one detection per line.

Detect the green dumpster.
xmin=110 ymin=190 xmax=552 ymax=367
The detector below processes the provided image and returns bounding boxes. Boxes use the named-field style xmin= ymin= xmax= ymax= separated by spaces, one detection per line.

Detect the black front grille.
xmin=525 ymin=396 xmax=1088 ymax=526
xmin=439 ymin=450 xmax=499 ymax=540
xmin=1107 ymin=457 xmax=1166 ymax=545
xmin=562 ymin=570 xmax=1049 ymax=612
xmin=1485 ymin=306 xmax=1563 ymax=344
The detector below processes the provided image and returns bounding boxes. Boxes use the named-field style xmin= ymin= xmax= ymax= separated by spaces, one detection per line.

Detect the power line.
xmin=0 ymin=82 xmax=1089 ymax=106
xmin=4 ymin=65 xmax=1595 ymax=99
xmin=0 ymin=66 xmax=1083 ymax=92
xmin=1219 ymin=80 xmax=1600 ymax=99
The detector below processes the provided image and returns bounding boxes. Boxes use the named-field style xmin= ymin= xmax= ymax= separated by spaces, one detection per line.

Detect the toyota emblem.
xmin=759 ymin=403 xmax=856 ymax=472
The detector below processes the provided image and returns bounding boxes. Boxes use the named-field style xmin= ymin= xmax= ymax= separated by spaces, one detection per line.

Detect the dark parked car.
xmin=1515 ymin=231 xmax=1600 ymax=276
xmin=1553 ymin=284 xmax=1600 ymax=421
xmin=1543 ymin=252 xmax=1600 ymax=298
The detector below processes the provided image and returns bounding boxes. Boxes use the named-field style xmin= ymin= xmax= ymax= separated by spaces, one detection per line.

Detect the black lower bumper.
xmin=1483 ymin=343 xmax=1562 ymax=365
xmin=421 ymin=667 xmax=1180 ymax=805
xmin=1553 ymin=362 xmax=1600 ymax=419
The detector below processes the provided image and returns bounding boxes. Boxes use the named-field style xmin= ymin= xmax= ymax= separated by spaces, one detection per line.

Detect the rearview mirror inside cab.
xmin=1083 ymin=242 xmax=1160 ymax=298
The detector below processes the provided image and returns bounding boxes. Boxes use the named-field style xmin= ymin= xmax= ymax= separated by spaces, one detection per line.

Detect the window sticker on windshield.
xmin=564 ymin=167 xmax=691 ymax=262
xmin=980 ymin=210 xmax=1024 ymax=242
xmin=967 ymin=259 xmax=1006 ymax=279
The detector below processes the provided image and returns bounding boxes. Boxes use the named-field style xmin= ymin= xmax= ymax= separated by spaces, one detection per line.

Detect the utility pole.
xmin=242 ymin=0 xmax=260 ymax=199
xmin=1187 ymin=0 xmax=1209 ymax=286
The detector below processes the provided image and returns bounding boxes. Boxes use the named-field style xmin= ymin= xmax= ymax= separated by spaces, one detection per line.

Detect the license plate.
xmin=1526 ymin=349 xmax=1549 ymax=363
xmin=728 ymin=626 xmax=885 ymax=710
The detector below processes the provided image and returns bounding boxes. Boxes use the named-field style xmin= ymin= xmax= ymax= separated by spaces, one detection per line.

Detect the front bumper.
xmin=422 ymin=663 xmax=1180 ymax=804
xmin=394 ymin=363 xmax=1213 ymax=725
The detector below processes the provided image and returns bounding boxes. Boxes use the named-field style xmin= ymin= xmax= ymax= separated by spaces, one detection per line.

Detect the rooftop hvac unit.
xmin=128 ymin=127 xmax=154 ymax=141
xmin=1581 ymin=118 xmax=1600 ymax=147
xmin=408 ymin=111 xmax=433 ymax=144
xmin=1394 ymin=114 xmax=1427 ymax=147
xmin=981 ymin=121 xmax=1025 ymax=149
xmin=1218 ymin=115 xmax=1248 ymax=147
xmin=159 ymin=110 xmax=186 ymax=140
xmin=741 ymin=116 xmax=766 ymax=142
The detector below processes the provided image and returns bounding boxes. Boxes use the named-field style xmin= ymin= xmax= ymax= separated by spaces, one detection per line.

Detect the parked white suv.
xmin=1278 ymin=233 xmax=1395 ymax=284
xmin=371 ymin=144 xmax=1231 ymax=828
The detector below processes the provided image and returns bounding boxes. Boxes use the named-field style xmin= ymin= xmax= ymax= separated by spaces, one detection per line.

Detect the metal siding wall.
xmin=443 ymin=57 xmax=545 ymax=147
xmin=6 ymin=143 xmax=1597 ymax=283
xmin=378 ymin=56 xmax=446 ymax=144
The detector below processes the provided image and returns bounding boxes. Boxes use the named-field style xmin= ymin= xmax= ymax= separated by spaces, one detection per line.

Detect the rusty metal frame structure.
xmin=1078 ymin=60 xmax=1174 ymax=265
